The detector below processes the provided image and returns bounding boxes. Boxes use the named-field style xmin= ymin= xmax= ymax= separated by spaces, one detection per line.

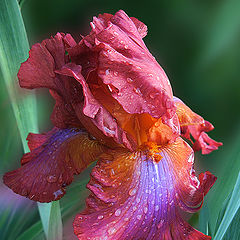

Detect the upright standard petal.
xmin=67 ymin=10 xmax=178 ymax=137
xmin=74 ymin=138 xmax=215 ymax=239
xmin=18 ymin=32 xmax=84 ymax=129
xmin=174 ymin=97 xmax=222 ymax=154
xmin=3 ymin=128 xmax=106 ymax=202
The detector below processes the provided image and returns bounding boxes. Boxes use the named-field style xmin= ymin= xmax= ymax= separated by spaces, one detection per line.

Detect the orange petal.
xmin=174 ymin=96 xmax=222 ymax=154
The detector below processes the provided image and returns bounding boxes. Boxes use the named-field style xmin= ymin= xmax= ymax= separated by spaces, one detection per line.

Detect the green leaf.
xmin=207 ymin=128 xmax=240 ymax=231
xmin=16 ymin=220 xmax=44 ymax=240
xmin=214 ymin=172 xmax=240 ymax=240
xmin=199 ymin=203 xmax=209 ymax=235
xmin=47 ymin=201 xmax=63 ymax=240
xmin=0 ymin=0 xmax=62 ymax=239
xmin=0 ymin=0 xmax=38 ymax=151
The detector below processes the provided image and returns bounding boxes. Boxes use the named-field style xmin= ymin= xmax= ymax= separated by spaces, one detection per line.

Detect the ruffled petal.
xmin=3 ymin=128 xmax=106 ymax=202
xmin=73 ymin=137 xmax=214 ymax=239
xmin=67 ymin=10 xmax=176 ymax=130
xmin=56 ymin=63 xmax=137 ymax=151
xmin=18 ymin=32 xmax=83 ymax=129
xmin=174 ymin=96 xmax=222 ymax=154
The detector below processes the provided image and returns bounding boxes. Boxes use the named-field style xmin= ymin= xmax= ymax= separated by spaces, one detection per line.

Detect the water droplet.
xmin=105 ymin=69 xmax=110 ymax=75
xmin=54 ymin=189 xmax=63 ymax=199
xmin=129 ymin=188 xmax=137 ymax=196
xmin=29 ymin=194 xmax=35 ymax=200
xmin=58 ymin=174 xmax=63 ymax=184
xmin=137 ymin=215 xmax=142 ymax=220
xmin=90 ymin=22 xmax=95 ymax=30
xmin=133 ymin=87 xmax=142 ymax=95
xmin=124 ymin=217 xmax=129 ymax=222
xmin=113 ymin=32 xmax=119 ymax=36
xmin=113 ymin=71 xmax=118 ymax=76
xmin=155 ymin=205 xmax=159 ymax=211
xmin=98 ymin=215 xmax=104 ymax=220
xmin=144 ymin=207 xmax=148 ymax=214
xmin=127 ymin=77 xmax=133 ymax=83
xmin=110 ymin=168 xmax=115 ymax=177
xmin=108 ymin=227 xmax=117 ymax=235
xmin=104 ymin=126 xmax=115 ymax=135
xmin=114 ymin=209 xmax=121 ymax=217
xmin=150 ymin=92 xmax=155 ymax=99
xmin=124 ymin=45 xmax=128 ymax=49
xmin=157 ymin=219 xmax=164 ymax=229
xmin=47 ymin=175 xmax=57 ymax=183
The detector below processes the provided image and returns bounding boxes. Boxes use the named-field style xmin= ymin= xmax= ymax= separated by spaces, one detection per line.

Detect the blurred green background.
xmin=0 ymin=0 xmax=240 ymax=239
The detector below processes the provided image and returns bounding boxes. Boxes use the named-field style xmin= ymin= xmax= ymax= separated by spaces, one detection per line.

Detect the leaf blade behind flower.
xmin=213 ymin=172 xmax=240 ymax=240
xmin=0 ymin=0 xmax=62 ymax=239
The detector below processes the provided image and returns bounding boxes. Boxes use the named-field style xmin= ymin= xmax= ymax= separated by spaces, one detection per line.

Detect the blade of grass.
xmin=214 ymin=172 xmax=240 ymax=240
xmin=0 ymin=0 xmax=62 ymax=239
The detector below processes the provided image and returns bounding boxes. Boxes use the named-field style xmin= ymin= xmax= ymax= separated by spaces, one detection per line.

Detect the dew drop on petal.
xmin=155 ymin=205 xmax=159 ymax=211
xmin=150 ymin=92 xmax=155 ymax=99
xmin=133 ymin=87 xmax=142 ymax=95
xmin=98 ymin=215 xmax=104 ymax=220
xmin=157 ymin=219 xmax=164 ymax=229
xmin=144 ymin=207 xmax=148 ymax=214
xmin=54 ymin=189 xmax=63 ymax=199
xmin=137 ymin=215 xmax=142 ymax=220
xmin=47 ymin=175 xmax=57 ymax=183
xmin=110 ymin=168 xmax=115 ymax=177
xmin=114 ymin=209 xmax=121 ymax=217
xmin=127 ymin=77 xmax=133 ymax=83
xmin=129 ymin=188 xmax=137 ymax=196
xmin=108 ymin=227 xmax=117 ymax=235
xmin=105 ymin=69 xmax=110 ymax=75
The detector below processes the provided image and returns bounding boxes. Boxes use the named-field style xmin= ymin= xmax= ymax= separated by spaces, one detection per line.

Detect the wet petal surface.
xmin=174 ymin=96 xmax=222 ymax=154
xmin=3 ymin=128 xmax=106 ymax=202
xmin=74 ymin=137 xmax=215 ymax=239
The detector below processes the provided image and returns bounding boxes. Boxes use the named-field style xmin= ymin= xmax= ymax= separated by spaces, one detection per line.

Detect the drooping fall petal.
xmin=3 ymin=128 xmax=106 ymax=202
xmin=174 ymin=96 xmax=222 ymax=154
xmin=74 ymin=137 xmax=215 ymax=239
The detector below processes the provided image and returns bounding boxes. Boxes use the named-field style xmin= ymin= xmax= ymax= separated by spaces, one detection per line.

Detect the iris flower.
xmin=4 ymin=10 xmax=222 ymax=240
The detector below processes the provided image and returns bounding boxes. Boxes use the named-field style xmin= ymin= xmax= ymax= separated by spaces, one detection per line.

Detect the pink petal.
xmin=18 ymin=33 xmax=83 ymax=129
xmin=56 ymin=63 xmax=137 ymax=150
